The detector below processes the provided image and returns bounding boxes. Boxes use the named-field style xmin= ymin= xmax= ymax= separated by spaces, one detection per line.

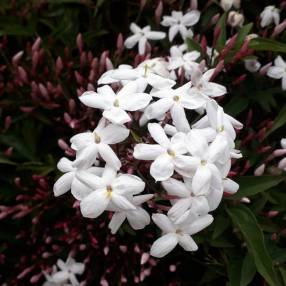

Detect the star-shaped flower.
xmin=76 ymin=165 xmax=145 ymax=219
xmin=161 ymin=10 xmax=200 ymax=41
xmin=267 ymin=56 xmax=286 ymax=90
xmin=108 ymin=194 xmax=154 ymax=234
xmin=124 ymin=23 xmax=166 ymax=55
xmin=71 ymin=118 xmax=129 ymax=170
xmin=150 ymin=213 xmax=213 ymax=258
xmin=79 ymin=82 xmax=152 ymax=125
xmin=134 ymin=123 xmax=196 ymax=181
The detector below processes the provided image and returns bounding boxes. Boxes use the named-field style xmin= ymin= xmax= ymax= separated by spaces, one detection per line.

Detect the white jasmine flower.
xmin=124 ymin=23 xmax=166 ymax=55
xmin=206 ymin=47 xmax=219 ymax=66
xmin=43 ymin=256 xmax=84 ymax=286
xmin=190 ymin=68 xmax=227 ymax=98
xmin=244 ymin=59 xmax=261 ymax=73
xmin=79 ymin=82 xmax=152 ymax=124
xmin=150 ymin=213 xmax=213 ymax=258
xmin=71 ymin=118 xmax=129 ymax=170
xmin=53 ymin=157 xmax=104 ymax=200
xmin=133 ymin=123 xmax=196 ymax=181
xmin=108 ymin=194 xmax=154 ymax=234
xmin=220 ymin=0 xmax=240 ymax=11
xmin=267 ymin=56 xmax=286 ymax=90
xmin=260 ymin=6 xmax=280 ymax=27
xmin=222 ymin=178 xmax=239 ymax=194
xmin=143 ymin=82 xmax=206 ymax=132
xmin=162 ymin=177 xmax=211 ymax=224
xmin=193 ymin=100 xmax=243 ymax=143
xmin=77 ymin=165 xmax=145 ymax=218
xmin=98 ymin=60 xmax=176 ymax=91
xmin=281 ymin=138 xmax=286 ymax=149
xmin=227 ymin=11 xmax=244 ymax=28
xmin=161 ymin=10 xmax=200 ymax=41
xmin=185 ymin=130 xmax=228 ymax=195
xmin=168 ymin=45 xmax=200 ymax=79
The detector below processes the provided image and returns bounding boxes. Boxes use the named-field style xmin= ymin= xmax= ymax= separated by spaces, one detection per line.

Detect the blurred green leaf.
xmin=215 ymin=13 xmax=227 ymax=51
xmin=266 ymin=105 xmax=286 ymax=137
xmin=240 ymin=253 xmax=256 ymax=286
xmin=228 ymin=176 xmax=285 ymax=200
xmin=233 ymin=23 xmax=253 ymax=52
xmin=186 ymin=37 xmax=202 ymax=53
xmin=249 ymin=38 xmax=286 ymax=53
xmin=227 ymin=205 xmax=279 ymax=286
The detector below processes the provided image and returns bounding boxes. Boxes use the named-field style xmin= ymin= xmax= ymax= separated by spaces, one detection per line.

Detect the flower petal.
xmin=144 ymin=98 xmax=173 ymax=120
xmin=98 ymin=144 xmax=121 ymax=170
xmin=148 ymin=123 xmax=170 ymax=148
xmin=150 ymin=154 xmax=174 ymax=181
xmin=181 ymin=10 xmax=200 ymax=26
xmin=126 ymin=207 xmax=151 ymax=230
xmin=184 ymin=214 xmax=214 ymax=235
xmin=161 ymin=178 xmax=190 ymax=197
xmin=70 ymin=132 xmax=94 ymax=151
xmin=80 ymin=189 xmax=109 ymax=218
xmin=150 ymin=233 xmax=178 ymax=258
xmin=170 ymin=104 xmax=190 ymax=133
xmin=113 ymin=174 xmax=145 ymax=195
xmin=178 ymin=234 xmax=198 ymax=251
xmin=53 ymin=172 xmax=74 ymax=197
xmin=138 ymin=36 xmax=147 ymax=55
xmin=71 ymin=177 xmax=92 ymax=201
xmin=133 ymin=143 xmax=165 ymax=160
xmin=152 ymin=213 xmax=175 ymax=232
xmin=57 ymin=157 xmax=74 ymax=172
xmin=76 ymin=170 xmax=105 ymax=190
xmin=103 ymin=107 xmax=131 ymax=125
xmin=124 ymin=34 xmax=141 ymax=49
xmin=169 ymin=25 xmax=180 ymax=41
xmin=79 ymin=91 xmax=112 ymax=109
xmin=108 ymin=212 xmax=126 ymax=234
xmin=192 ymin=166 xmax=212 ymax=195
xmin=168 ymin=198 xmax=192 ymax=222
xmin=111 ymin=194 xmax=136 ymax=210
xmin=100 ymin=124 xmax=130 ymax=144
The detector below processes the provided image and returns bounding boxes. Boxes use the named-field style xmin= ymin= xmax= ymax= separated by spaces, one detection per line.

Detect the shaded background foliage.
xmin=0 ymin=0 xmax=286 ymax=285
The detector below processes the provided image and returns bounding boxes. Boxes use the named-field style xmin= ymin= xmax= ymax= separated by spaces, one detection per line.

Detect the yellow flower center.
xmin=176 ymin=229 xmax=183 ymax=235
xmin=144 ymin=64 xmax=149 ymax=77
xmin=217 ymin=126 xmax=224 ymax=132
xmin=94 ymin=132 xmax=101 ymax=143
xmin=106 ymin=185 xmax=113 ymax=198
xmin=173 ymin=95 xmax=180 ymax=102
xmin=167 ymin=149 xmax=176 ymax=157
xmin=201 ymin=160 xmax=207 ymax=166
xmin=113 ymin=99 xmax=120 ymax=107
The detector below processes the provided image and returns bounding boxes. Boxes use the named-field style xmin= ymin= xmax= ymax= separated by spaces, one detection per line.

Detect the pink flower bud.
xmin=140 ymin=253 xmax=149 ymax=265
xmin=190 ymin=0 xmax=198 ymax=10
xmin=32 ymin=37 xmax=42 ymax=52
xmin=12 ymin=51 xmax=24 ymax=66
xmin=56 ymin=56 xmax=64 ymax=75
xmin=272 ymin=20 xmax=286 ymax=38
xmin=76 ymin=33 xmax=84 ymax=52
xmin=254 ymin=164 xmax=265 ymax=176
xmin=116 ymin=33 xmax=124 ymax=51
xmin=259 ymin=62 xmax=272 ymax=76
xmin=155 ymin=1 xmax=163 ymax=26
xmin=18 ymin=66 xmax=28 ymax=83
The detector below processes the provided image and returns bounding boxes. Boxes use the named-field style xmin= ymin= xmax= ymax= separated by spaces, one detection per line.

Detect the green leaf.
xmin=240 ymin=253 xmax=256 ymax=286
xmin=0 ymin=155 xmax=17 ymax=165
xmin=227 ymin=205 xmax=279 ymax=286
xmin=249 ymin=38 xmax=286 ymax=53
xmin=186 ymin=37 xmax=202 ymax=52
xmin=266 ymin=105 xmax=286 ymax=137
xmin=228 ymin=176 xmax=285 ymax=200
xmin=233 ymin=23 xmax=253 ymax=52
xmin=215 ymin=12 xmax=227 ymax=51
